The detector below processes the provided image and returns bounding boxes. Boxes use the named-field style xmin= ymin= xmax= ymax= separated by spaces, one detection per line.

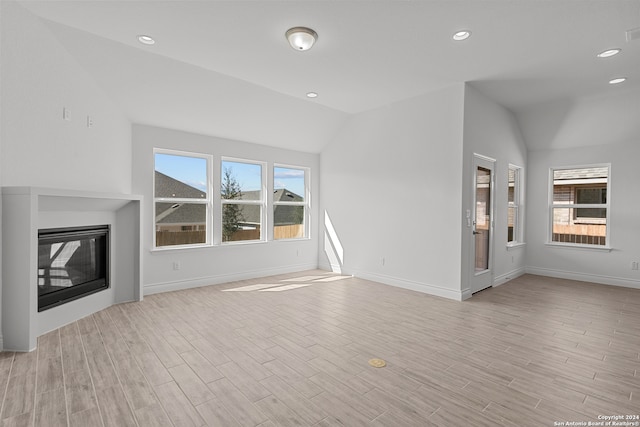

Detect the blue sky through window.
xmin=155 ymin=153 xmax=208 ymax=193
xmin=274 ymin=167 xmax=305 ymax=198
xmin=222 ymin=161 xmax=262 ymax=193
xmin=155 ymin=153 xmax=305 ymax=198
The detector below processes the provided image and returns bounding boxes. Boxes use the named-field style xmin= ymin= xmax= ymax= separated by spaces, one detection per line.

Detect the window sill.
xmin=150 ymin=237 xmax=312 ymax=253
xmin=151 ymin=243 xmax=213 ymax=253
xmin=221 ymin=239 xmax=267 ymax=247
xmin=544 ymin=242 xmax=612 ymax=252
xmin=150 ymin=240 xmax=269 ymax=253
xmin=273 ymin=237 xmax=311 ymax=243
xmin=506 ymin=242 xmax=526 ymax=251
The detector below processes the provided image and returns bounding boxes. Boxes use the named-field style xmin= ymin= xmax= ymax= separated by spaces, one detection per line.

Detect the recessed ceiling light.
xmin=306 ymin=92 xmax=318 ymax=98
xmin=453 ymin=30 xmax=471 ymax=41
xmin=609 ymin=77 xmax=627 ymax=85
xmin=137 ymin=35 xmax=155 ymax=45
xmin=597 ymin=48 xmax=621 ymax=58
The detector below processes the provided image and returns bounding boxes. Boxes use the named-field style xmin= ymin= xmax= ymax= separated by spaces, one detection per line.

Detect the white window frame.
xmin=153 ymin=148 xmax=213 ymax=249
xmin=273 ymin=164 xmax=311 ymax=240
xmin=220 ymin=157 xmax=266 ymax=244
xmin=507 ymin=164 xmax=524 ymax=247
xmin=548 ymin=164 xmax=611 ymax=249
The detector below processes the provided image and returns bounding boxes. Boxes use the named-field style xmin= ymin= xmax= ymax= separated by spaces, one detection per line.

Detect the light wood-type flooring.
xmin=1 ymin=271 xmax=639 ymax=426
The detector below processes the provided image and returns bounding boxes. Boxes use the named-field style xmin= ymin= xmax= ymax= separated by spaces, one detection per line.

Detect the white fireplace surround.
xmin=2 ymin=187 xmax=142 ymax=352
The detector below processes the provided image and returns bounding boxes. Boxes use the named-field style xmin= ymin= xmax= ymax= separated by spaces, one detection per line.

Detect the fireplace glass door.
xmin=38 ymin=225 xmax=109 ymax=311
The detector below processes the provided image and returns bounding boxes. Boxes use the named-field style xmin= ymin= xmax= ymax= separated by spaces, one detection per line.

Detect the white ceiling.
xmin=16 ymin=0 xmax=640 ymax=152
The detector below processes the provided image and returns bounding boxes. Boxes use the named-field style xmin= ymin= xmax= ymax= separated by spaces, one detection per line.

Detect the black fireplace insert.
xmin=38 ymin=225 xmax=110 ymax=312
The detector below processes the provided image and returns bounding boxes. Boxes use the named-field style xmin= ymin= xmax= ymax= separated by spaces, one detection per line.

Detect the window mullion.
xmin=553 ymin=203 xmax=607 ymax=209
xmin=273 ymin=202 xmax=306 ymax=207
xmin=155 ymin=198 xmax=209 ymax=203
xmin=222 ymin=200 xmax=264 ymax=205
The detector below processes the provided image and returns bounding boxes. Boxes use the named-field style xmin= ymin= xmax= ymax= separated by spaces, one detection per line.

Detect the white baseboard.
xmin=525 ymin=266 xmax=640 ymax=290
xmin=143 ymin=262 xmax=319 ymax=295
xmin=320 ymin=262 xmax=465 ymax=301
xmin=317 ymin=261 xmax=341 ymax=273
xmin=347 ymin=269 xmax=464 ymax=301
xmin=494 ymin=267 xmax=526 ymax=287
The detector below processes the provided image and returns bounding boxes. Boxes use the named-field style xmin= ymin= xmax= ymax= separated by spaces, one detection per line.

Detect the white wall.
xmin=319 ymin=85 xmax=466 ymax=300
xmin=461 ymin=84 xmax=528 ymax=295
xmin=525 ymin=142 xmax=640 ymax=288
xmin=516 ymin=87 xmax=640 ymax=153
xmin=0 ymin=2 xmax=132 ymax=349
xmin=132 ymin=124 xmax=319 ymax=294
xmin=0 ymin=2 xmax=131 ymax=193
xmin=520 ymin=87 xmax=640 ymax=288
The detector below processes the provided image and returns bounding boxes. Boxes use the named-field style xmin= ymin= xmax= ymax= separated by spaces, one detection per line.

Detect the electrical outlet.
xmin=632 ymin=261 xmax=639 ymax=271
xmin=63 ymin=107 xmax=70 ymax=121
xmin=173 ymin=261 xmax=181 ymax=271
xmin=87 ymin=115 xmax=94 ymax=128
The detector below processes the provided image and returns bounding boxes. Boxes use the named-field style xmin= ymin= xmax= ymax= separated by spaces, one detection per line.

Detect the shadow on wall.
xmin=324 ymin=211 xmax=344 ymax=274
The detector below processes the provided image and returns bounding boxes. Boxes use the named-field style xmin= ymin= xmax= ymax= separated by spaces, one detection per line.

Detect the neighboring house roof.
xmin=237 ymin=189 xmax=303 ymax=203
xmin=237 ymin=189 xmax=304 ymax=226
xmin=273 ymin=188 xmax=303 ymax=203
xmin=156 ymin=202 xmax=206 ymax=225
xmin=554 ymin=167 xmax=608 ymax=185
xmin=155 ymin=175 xmax=304 ymax=226
xmin=238 ymin=205 xmax=260 ymax=226
xmin=155 ymin=171 xmax=206 ymax=199
xmin=155 ymin=171 xmax=206 ymax=224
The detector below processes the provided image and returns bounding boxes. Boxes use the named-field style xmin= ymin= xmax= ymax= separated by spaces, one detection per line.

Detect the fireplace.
xmin=2 ymin=187 xmax=141 ymax=351
xmin=38 ymin=225 xmax=110 ymax=312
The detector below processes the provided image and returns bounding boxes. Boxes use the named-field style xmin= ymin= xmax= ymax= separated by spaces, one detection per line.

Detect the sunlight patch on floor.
xmin=222 ymin=283 xmax=284 ymax=292
xmin=313 ymin=275 xmax=351 ymax=282
xmin=258 ymin=284 xmax=312 ymax=292
xmin=222 ymin=274 xmax=351 ymax=292
xmin=281 ymin=275 xmax=328 ymax=282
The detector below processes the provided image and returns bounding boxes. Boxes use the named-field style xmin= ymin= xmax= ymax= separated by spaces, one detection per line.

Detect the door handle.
xmin=473 ymin=231 xmax=481 ymax=235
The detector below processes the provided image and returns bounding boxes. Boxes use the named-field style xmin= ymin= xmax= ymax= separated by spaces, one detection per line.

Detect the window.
xmin=273 ymin=166 xmax=308 ymax=239
xmin=153 ymin=151 xmax=310 ymax=248
xmin=221 ymin=159 xmax=265 ymax=242
xmin=550 ymin=165 xmax=610 ymax=246
xmin=154 ymin=150 xmax=211 ymax=247
xmin=507 ymin=165 xmax=523 ymax=244
xmin=575 ymin=187 xmax=607 ymax=219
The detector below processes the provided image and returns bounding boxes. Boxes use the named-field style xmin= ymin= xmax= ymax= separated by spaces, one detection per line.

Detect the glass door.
xmin=471 ymin=155 xmax=495 ymax=293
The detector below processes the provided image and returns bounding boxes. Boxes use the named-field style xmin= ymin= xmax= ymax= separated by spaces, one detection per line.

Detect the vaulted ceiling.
xmin=17 ymin=0 xmax=640 ymax=152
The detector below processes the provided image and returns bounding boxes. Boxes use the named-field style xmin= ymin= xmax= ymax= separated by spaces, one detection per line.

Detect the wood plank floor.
xmin=1 ymin=271 xmax=639 ymax=426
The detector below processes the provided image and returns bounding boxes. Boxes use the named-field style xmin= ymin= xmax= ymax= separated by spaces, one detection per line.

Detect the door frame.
xmin=469 ymin=153 xmax=496 ymax=294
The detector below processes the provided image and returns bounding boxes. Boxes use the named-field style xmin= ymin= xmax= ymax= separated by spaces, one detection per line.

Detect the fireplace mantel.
xmin=2 ymin=187 xmax=143 ymax=351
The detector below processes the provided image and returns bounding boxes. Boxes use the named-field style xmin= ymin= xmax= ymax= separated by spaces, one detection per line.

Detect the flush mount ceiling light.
xmin=286 ymin=27 xmax=318 ymax=51
xmin=137 ymin=35 xmax=155 ymax=45
xmin=597 ymin=48 xmax=621 ymax=58
xmin=452 ymin=30 xmax=471 ymax=41
xmin=609 ymin=77 xmax=627 ymax=84
xmin=306 ymin=92 xmax=318 ymax=98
